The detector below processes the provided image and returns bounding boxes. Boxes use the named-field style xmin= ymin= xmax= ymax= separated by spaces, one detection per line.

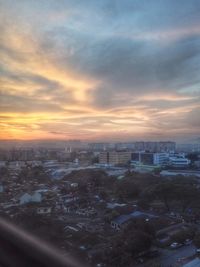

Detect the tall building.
xmin=99 ymin=151 xmax=131 ymax=165
xmin=115 ymin=142 xmax=135 ymax=150
xmin=134 ymin=141 xmax=176 ymax=152
xmin=5 ymin=149 xmax=35 ymax=161
xmin=131 ymin=152 xmax=169 ymax=166
xmin=88 ymin=143 xmax=115 ymax=151
xmin=159 ymin=142 xmax=176 ymax=152
xmin=99 ymin=152 xmax=109 ymax=164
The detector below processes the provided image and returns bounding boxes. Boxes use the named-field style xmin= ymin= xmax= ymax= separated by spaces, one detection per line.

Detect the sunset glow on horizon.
xmin=0 ymin=0 xmax=200 ymax=142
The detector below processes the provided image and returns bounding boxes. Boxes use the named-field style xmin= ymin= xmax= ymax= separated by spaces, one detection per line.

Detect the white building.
xmin=169 ymin=157 xmax=191 ymax=168
xmin=153 ymin=153 xmax=169 ymax=165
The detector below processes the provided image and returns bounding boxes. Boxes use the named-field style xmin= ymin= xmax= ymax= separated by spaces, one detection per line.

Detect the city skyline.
xmin=0 ymin=0 xmax=200 ymax=142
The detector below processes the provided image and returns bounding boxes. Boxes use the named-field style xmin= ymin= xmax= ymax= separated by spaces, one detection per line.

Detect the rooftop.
xmin=113 ymin=211 xmax=158 ymax=224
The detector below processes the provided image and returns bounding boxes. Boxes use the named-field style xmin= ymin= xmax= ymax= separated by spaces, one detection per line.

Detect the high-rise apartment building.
xmin=134 ymin=141 xmax=175 ymax=152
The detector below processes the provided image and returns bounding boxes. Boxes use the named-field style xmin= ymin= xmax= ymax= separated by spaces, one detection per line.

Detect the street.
xmin=135 ymin=244 xmax=196 ymax=267
xmin=160 ymin=244 xmax=196 ymax=267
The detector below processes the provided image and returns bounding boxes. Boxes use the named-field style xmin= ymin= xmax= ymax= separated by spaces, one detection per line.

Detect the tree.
xmin=15 ymin=213 xmax=65 ymax=245
xmin=145 ymin=182 xmax=175 ymax=211
xmin=143 ymin=180 xmax=200 ymax=213
xmin=124 ymin=230 xmax=153 ymax=256
xmin=174 ymin=184 xmax=200 ymax=212
xmin=124 ymin=218 xmax=156 ymax=240
xmin=106 ymin=230 xmax=152 ymax=267
xmin=114 ymin=178 xmax=140 ymax=200
xmin=137 ymin=198 xmax=150 ymax=210
xmin=99 ymin=190 xmax=108 ymax=200
xmin=78 ymin=182 xmax=88 ymax=195
xmin=153 ymin=167 xmax=162 ymax=175
xmin=105 ymin=246 xmax=132 ymax=267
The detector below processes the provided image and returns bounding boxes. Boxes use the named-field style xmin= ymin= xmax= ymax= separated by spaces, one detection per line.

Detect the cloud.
xmin=186 ymin=108 xmax=200 ymax=128
xmin=0 ymin=0 xmax=200 ymax=141
xmin=0 ymin=90 xmax=65 ymax=113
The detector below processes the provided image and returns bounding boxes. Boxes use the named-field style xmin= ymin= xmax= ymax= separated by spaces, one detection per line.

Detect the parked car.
xmin=170 ymin=242 xmax=183 ymax=249
xmin=196 ymin=248 xmax=200 ymax=253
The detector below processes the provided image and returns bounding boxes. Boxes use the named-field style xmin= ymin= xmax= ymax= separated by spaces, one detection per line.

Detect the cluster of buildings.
xmin=0 ymin=140 xmax=83 ymax=161
xmin=99 ymin=150 xmax=191 ymax=169
xmin=96 ymin=141 xmax=180 ymax=168
xmin=89 ymin=141 xmax=176 ymax=152
xmin=94 ymin=141 xmax=196 ymax=171
xmin=0 ymin=148 xmax=35 ymax=161
xmin=0 ymin=146 xmax=200 ymax=266
xmin=0 ymin=147 xmax=96 ymax=167
xmin=0 ymin=140 xmax=198 ymax=178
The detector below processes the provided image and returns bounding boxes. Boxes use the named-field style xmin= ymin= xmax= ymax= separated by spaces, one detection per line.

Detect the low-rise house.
xmin=70 ymin=183 xmax=78 ymax=188
xmin=37 ymin=206 xmax=52 ymax=215
xmin=76 ymin=208 xmax=97 ymax=217
xmin=64 ymin=225 xmax=79 ymax=232
xmin=65 ymin=205 xmax=76 ymax=213
xmin=82 ymin=222 xmax=104 ymax=233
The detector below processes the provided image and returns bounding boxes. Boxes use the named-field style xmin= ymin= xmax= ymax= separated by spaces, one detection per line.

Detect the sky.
xmin=0 ymin=0 xmax=200 ymax=142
